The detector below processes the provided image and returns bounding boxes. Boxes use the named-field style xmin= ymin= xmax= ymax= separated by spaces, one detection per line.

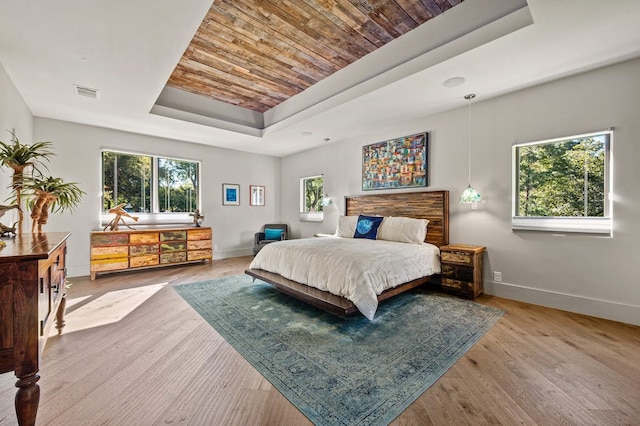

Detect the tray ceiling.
xmin=166 ymin=0 xmax=464 ymax=113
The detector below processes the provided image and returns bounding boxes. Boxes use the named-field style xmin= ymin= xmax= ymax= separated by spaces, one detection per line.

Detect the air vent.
xmin=74 ymin=84 xmax=100 ymax=99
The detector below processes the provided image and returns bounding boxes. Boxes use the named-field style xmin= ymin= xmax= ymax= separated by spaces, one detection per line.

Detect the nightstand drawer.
xmin=441 ymin=251 xmax=472 ymax=264
xmin=442 ymin=278 xmax=474 ymax=295
xmin=442 ymin=264 xmax=474 ymax=282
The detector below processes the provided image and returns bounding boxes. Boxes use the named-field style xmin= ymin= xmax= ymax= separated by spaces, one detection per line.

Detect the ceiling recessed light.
xmin=301 ymin=131 xmax=313 ymax=136
xmin=443 ymin=77 xmax=466 ymax=88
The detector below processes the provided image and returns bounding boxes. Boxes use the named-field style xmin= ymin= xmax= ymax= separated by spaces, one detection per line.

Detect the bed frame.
xmin=245 ymin=190 xmax=449 ymax=317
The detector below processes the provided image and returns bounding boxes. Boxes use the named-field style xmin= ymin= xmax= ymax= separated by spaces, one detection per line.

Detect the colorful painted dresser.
xmin=90 ymin=227 xmax=212 ymax=280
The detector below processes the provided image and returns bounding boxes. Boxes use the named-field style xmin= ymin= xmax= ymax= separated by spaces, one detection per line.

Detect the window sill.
xmin=512 ymin=217 xmax=611 ymax=235
xmin=299 ymin=212 xmax=323 ymax=223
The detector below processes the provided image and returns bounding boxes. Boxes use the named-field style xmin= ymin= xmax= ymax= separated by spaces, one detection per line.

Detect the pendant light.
xmin=321 ymin=138 xmax=334 ymax=207
xmin=460 ymin=93 xmax=482 ymax=204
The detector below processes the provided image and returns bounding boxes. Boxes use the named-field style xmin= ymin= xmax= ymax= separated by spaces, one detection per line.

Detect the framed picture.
xmin=250 ymin=185 xmax=265 ymax=206
xmin=362 ymin=132 xmax=428 ymax=190
xmin=222 ymin=183 xmax=240 ymax=206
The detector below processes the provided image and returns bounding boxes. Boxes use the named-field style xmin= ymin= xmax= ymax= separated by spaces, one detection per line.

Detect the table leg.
xmin=56 ymin=294 xmax=66 ymax=335
xmin=15 ymin=372 xmax=40 ymax=426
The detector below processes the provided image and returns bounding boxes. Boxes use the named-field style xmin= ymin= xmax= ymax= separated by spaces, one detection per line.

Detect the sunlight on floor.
xmin=60 ymin=283 xmax=167 ymax=334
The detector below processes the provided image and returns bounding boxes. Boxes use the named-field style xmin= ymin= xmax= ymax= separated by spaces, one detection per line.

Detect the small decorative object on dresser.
xmin=103 ymin=203 xmax=139 ymax=231
xmin=189 ymin=209 xmax=204 ymax=227
xmin=439 ymin=244 xmax=486 ymax=299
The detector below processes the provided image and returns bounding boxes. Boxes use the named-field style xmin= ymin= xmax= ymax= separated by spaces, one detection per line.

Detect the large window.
xmin=512 ymin=130 xmax=611 ymax=234
xmin=300 ymin=175 xmax=324 ymax=222
xmin=102 ymin=150 xmax=200 ymax=223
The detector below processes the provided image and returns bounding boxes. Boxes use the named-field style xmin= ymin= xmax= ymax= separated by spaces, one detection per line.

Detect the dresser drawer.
xmin=161 ymin=252 xmax=187 ymax=264
xmin=188 ymin=228 xmax=212 ymax=240
xmin=91 ymin=233 xmax=129 ymax=246
xmin=161 ymin=242 xmax=186 ymax=252
xmin=188 ymin=249 xmax=212 ymax=261
xmin=130 ymin=232 xmax=159 ymax=244
xmin=130 ymin=255 xmax=159 ymax=268
xmin=91 ymin=258 xmax=129 ymax=272
xmin=130 ymin=244 xmax=159 ymax=256
xmin=187 ymin=240 xmax=211 ymax=250
xmin=160 ymin=230 xmax=187 ymax=242
xmin=91 ymin=245 xmax=128 ymax=260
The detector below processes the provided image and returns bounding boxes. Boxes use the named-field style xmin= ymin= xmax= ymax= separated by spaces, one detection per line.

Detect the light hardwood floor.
xmin=1 ymin=257 xmax=639 ymax=425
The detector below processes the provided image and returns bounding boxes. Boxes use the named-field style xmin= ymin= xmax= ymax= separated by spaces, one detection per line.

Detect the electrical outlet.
xmin=213 ymin=244 xmax=218 ymax=251
xmin=493 ymin=271 xmax=502 ymax=282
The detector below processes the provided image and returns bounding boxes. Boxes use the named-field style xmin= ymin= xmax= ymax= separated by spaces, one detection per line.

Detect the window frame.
xmin=299 ymin=174 xmax=324 ymax=222
xmin=101 ymin=148 xmax=201 ymax=226
xmin=511 ymin=130 xmax=612 ymax=235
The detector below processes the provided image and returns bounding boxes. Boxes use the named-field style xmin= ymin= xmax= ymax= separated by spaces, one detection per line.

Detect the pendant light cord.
xmin=464 ymin=94 xmax=475 ymax=185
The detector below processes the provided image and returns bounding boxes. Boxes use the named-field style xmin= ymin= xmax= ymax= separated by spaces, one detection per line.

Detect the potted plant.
xmin=0 ymin=130 xmax=53 ymax=233
xmin=24 ymin=176 xmax=84 ymax=233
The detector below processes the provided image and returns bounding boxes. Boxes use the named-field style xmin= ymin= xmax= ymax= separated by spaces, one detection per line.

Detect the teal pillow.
xmin=264 ymin=228 xmax=284 ymax=240
xmin=353 ymin=215 xmax=383 ymax=240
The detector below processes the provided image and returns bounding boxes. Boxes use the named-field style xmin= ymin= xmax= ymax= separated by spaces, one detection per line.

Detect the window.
xmin=512 ymin=130 xmax=611 ymax=234
xmin=102 ymin=150 xmax=200 ymax=224
xmin=300 ymin=175 xmax=324 ymax=222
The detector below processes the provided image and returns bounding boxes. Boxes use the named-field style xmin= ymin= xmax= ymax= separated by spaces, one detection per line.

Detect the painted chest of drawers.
xmin=90 ymin=227 xmax=212 ymax=279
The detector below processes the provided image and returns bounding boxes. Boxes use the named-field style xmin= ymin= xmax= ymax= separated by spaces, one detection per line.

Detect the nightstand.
xmin=439 ymin=244 xmax=486 ymax=299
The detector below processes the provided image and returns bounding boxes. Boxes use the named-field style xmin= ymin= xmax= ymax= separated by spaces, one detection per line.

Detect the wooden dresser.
xmin=0 ymin=232 xmax=70 ymax=426
xmin=90 ymin=227 xmax=212 ymax=280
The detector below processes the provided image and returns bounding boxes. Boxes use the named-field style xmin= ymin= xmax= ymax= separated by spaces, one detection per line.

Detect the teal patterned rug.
xmin=175 ymin=275 xmax=503 ymax=426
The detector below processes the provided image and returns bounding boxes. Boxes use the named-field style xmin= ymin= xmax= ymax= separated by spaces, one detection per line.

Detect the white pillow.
xmin=377 ymin=216 xmax=429 ymax=244
xmin=334 ymin=216 xmax=358 ymax=238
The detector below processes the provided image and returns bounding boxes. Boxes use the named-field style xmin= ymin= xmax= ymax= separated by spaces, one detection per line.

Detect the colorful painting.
xmin=362 ymin=132 xmax=428 ymax=190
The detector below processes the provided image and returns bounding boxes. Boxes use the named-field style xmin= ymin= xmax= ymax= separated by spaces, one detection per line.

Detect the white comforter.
xmin=248 ymin=237 xmax=441 ymax=320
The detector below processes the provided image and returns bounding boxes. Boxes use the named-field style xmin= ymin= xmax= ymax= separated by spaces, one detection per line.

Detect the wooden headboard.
xmin=344 ymin=190 xmax=449 ymax=247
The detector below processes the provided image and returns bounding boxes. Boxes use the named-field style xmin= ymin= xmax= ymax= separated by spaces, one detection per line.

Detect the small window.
xmin=102 ymin=150 xmax=200 ymax=225
xmin=300 ymin=175 xmax=324 ymax=222
xmin=512 ymin=130 xmax=611 ymax=234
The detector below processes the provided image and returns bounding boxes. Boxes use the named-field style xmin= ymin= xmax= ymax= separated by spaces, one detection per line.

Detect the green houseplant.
xmin=0 ymin=130 xmax=53 ymax=233
xmin=24 ymin=176 xmax=84 ymax=233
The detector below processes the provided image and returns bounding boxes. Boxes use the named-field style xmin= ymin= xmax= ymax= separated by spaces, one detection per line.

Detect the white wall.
xmin=33 ymin=118 xmax=280 ymax=277
xmin=0 ymin=62 xmax=34 ymax=223
xmin=281 ymin=58 xmax=640 ymax=326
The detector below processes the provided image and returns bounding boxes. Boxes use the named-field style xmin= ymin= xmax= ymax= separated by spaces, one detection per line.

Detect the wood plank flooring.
xmin=1 ymin=256 xmax=639 ymax=425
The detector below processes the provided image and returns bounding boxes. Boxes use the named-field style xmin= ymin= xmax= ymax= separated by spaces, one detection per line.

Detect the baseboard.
xmin=485 ymin=281 xmax=640 ymax=326
xmin=214 ymin=248 xmax=253 ymax=259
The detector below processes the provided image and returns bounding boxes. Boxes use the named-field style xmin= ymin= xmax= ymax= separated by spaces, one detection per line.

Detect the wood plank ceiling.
xmin=167 ymin=0 xmax=464 ymax=113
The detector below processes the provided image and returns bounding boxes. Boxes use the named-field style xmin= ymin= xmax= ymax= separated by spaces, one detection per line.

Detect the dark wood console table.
xmin=0 ymin=232 xmax=70 ymax=425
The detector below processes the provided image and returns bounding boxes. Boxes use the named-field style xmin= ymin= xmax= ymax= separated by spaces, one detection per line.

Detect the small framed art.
xmin=250 ymin=185 xmax=265 ymax=206
xmin=222 ymin=183 xmax=240 ymax=206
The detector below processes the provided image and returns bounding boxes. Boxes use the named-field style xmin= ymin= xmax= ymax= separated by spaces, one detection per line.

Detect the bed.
xmin=245 ymin=190 xmax=449 ymax=319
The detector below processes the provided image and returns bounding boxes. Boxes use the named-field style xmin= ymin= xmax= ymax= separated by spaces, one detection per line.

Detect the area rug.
xmin=174 ymin=275 xmax=503 ymax=425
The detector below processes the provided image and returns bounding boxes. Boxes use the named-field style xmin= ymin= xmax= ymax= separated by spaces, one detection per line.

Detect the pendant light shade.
xmin=460 ymin=93 xmax=482 ymax=204
xmin=460 ymin=184 xmax=482 ymax=203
